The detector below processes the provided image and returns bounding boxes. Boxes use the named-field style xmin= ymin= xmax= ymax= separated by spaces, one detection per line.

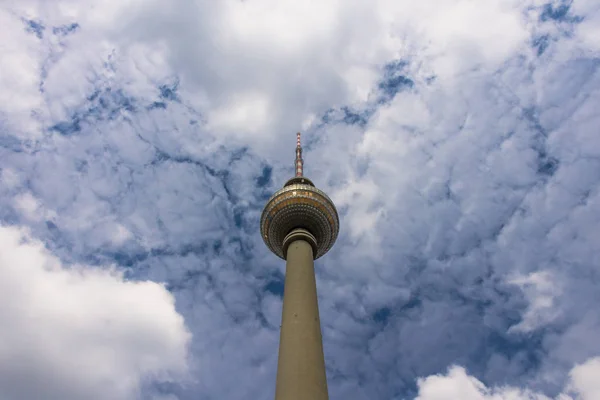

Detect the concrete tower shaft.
xmin=275 ymin=229 xmax=328 ymax=400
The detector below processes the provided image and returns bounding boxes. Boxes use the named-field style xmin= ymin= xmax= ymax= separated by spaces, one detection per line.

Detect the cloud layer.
xmin=1 ymin=0 xmax=600 ymax=399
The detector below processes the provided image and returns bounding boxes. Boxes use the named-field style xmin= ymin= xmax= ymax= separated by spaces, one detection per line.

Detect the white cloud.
xmin=208 ymin=91 xmax=271 ymax=135
xmin=0 ymin=225 xmax=190 ymax=400
xmin=568 ymin=358 xmax=600 ymax=400
xmin=416 ymin=357 xmax=600 ymax=400
xmin=508 ymin=271 xmax=561 ymax=332
xmin=13 ymin=192 xmax=43 ymax=221
xmin=417 ymin=366 xmax=552 ymax=400
xmin=0 ymin=7 xmax=46 ymax=138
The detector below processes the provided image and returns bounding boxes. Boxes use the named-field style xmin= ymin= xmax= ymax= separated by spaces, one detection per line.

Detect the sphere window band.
xmin=264 ymin=196 xmax=336 ymax=229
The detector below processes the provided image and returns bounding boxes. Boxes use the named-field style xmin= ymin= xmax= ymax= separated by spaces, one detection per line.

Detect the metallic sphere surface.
xmin=261 ymin=182 xmax=339 ymax=260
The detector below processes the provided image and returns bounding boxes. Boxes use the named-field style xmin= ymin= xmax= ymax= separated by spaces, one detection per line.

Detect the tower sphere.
xmin=261 ymin=176 xmax=339 ymax=260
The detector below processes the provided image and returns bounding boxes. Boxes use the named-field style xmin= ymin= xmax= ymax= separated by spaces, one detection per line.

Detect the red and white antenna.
xmin=295 ymin=132 xmax=303 ymax=177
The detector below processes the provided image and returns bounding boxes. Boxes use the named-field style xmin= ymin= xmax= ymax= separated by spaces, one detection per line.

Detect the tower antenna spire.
xmin=295 ymin=132 xmax=303 ymax=177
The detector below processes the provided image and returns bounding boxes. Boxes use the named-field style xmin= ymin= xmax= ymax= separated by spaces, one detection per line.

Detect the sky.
xmin=0 ymin=0 xmax=599 ymax=399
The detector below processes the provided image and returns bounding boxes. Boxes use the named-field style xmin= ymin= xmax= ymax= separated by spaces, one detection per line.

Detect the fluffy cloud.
xmin=416 ymin=357 xmax=600 ymax=400
xmin=417 ymin=366 xmax=555 ymax=400
xmin=0 ymin=225 xmax=190 ymax=400
xmin=568 ymin=358 xmax=600 ymax=400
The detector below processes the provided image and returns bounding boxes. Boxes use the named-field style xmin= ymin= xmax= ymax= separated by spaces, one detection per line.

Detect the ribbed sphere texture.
xmin=261 ymin=182 xmax=339 ymax=260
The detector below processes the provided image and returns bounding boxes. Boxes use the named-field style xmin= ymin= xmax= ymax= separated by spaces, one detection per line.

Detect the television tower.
xmin=260 ymin=133 xmax=339 ymax=400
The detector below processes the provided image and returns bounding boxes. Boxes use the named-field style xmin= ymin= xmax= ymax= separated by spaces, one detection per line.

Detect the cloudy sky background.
xmin=1 ymin=0 xmax=600 ymax=399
